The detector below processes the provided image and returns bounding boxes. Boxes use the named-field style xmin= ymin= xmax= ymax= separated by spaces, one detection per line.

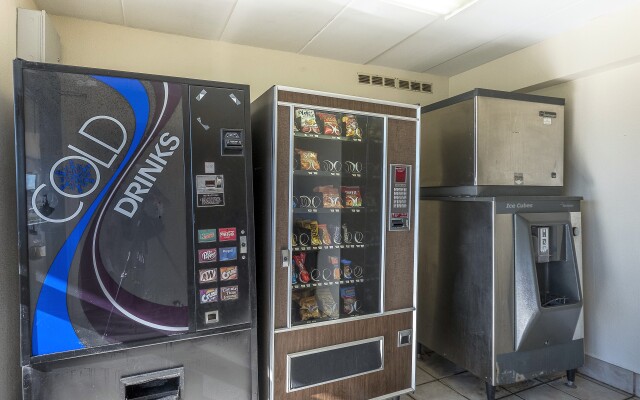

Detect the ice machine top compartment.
xmin=420 ymin=88 xmax=565 ymax=195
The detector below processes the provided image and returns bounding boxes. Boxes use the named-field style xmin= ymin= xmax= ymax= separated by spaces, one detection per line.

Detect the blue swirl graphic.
xmin=32 ymin=76 xmax=149 ymax=356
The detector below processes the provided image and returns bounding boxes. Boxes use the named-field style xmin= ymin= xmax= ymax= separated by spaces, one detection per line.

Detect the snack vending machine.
xmin=14 ymin=60 xmax=257 ymax=399
xmin=251 ymin=86 xmax=419 ymax=400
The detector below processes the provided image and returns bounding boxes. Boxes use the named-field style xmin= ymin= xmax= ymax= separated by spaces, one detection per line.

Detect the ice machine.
xmin=418 ymin=89 xmax=584 ymax=400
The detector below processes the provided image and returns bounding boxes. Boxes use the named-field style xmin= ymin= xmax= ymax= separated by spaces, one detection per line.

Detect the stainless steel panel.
xmin=570 ymin=212 xmax=584 ymax=340
xmin=420 ymin=99 xmax=475 ymax=187
xmin=476 ymin=97 xmax=564 ymax=187
xmin=492 ymin=213 xmax=515 ymax=370
xmin=417 ymin=198 xmax=494 ymax=381
xmin=24 ymin=330 xmax=255 ymax=400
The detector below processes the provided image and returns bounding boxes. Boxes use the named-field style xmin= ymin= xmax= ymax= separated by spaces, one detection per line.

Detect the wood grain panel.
xmin=274 ymin=105 xmax=292 ymax=329
xmin=274 ymin=312 xmax=413 ymax=400
xmin=385 ymin=119 xmax=418 ymax=311
xmin=278 ymin=90 xmax=416 ymax=118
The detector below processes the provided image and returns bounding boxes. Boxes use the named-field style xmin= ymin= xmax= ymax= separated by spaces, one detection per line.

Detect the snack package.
xmin=342 ymin=114 xmax=362 ymax=139
xmin=340 ymin=286 xmax=359 ymax=315
xmin=341 ymin=186 xmax=362 ymax=207
xmin=329 ymin=256 xmax=341 ymax=280
xmin=341 ymin=259 xmax=353 ymax=279
xmin=296 ymin=149 xmax=320 ymax=171
xmin=317 ymin=112 xmax=341 ymax=136
xmin=299 ymin=295 xmax=321 ymax=321
xmin=293 ymin=252 xmax=310 ymax=283
xmin=316 ymin=287 xmax=339 ymax=319
xmin=314 ymin=185 xmax=342 ymax=208
xmin=310 ymin=220 xmax=323 ymax=246
xmin=295 ymin=109 xmax=320 ymax=134
xmin=318 ymin=224 xmax=332 ymax=245
xmin=292 ymin=270 xmax=298 ymax=284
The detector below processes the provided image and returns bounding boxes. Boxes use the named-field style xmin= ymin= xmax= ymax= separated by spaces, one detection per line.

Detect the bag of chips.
xmin=295 ymin=109 xmax=320 ymax=134
xmin=296 ymin=148 xmax=320 ymax=171
xmin=340 ymin=286 xmax=359 ymax=315
xmin=330 ymin=256 xmax=341 ymax=280
xmin=317 ymin=112 xmax=341 ymax=136
xmin=293 ymin=252 xmax=310 ymax=283
xmin=316 ymin=287 xmax=339 ymax=319
xmin=314 ymin=185 xmax=342 ymax=208
xmin=318 ymin=224 xmax=332 ymax=245
xmin=299 ymin=295 xmax=321 ymax=321
xmin=341 ymin=259 xmax=353 ymax=279
xmin=308 ymin=220 xmax=323 ymax=246
xmin=341 ymin=186 xmax=362 ymax=207
xmin=342 ymin=114 xmax=362 ymax=139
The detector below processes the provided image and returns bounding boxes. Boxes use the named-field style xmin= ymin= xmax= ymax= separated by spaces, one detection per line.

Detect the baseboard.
xmin=579 ymin=354 xmax=638 ymax=395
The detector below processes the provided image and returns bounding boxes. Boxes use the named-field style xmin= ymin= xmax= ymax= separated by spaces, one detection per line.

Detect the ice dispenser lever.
xmin=537 ymin=226 xmax=550 ymax=263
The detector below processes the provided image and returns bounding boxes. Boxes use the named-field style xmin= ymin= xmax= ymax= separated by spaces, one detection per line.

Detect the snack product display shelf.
xmin=292 ymin=244 xmax=367 ymax=252
xmin=293 ymin=132 xmax=363 ymax=142
xmin=292 ymin=207 xmax=365 ymax=214
xmin=292 ymin=278 xmax=367 ymax=290
xmin=293 ymin=170 xmax=364 ymax=178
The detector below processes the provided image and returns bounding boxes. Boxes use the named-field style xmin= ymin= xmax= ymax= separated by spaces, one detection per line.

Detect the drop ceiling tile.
xmin=34 ymin=0 xmax=124 ymax=25
xmin=300 ymin=0 xmax=437 ymax=64
xmin=368 ymin=0 xmax=582 ymax=73
xmin=220 ymin=0 xmax=351 ymax=53
xmin=122 ymin=0 xmax=237 ymax=40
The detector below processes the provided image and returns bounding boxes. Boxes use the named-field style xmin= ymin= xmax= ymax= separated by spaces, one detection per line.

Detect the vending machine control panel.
xmin=388 ymin=164 xmax=412 ymax=231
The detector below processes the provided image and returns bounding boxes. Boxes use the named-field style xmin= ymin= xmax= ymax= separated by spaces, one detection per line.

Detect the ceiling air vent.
xmin=371 ymin=75 xmax=383 ymax=86
xmin=358 ymin=74 xmax=371 ymax=85
xmin=410 ymin=81 xmax=421 ymax=91
xmin=384 ymin=77 xmax=396 ymax=88
xmin=421 ymin=83 xmax=433 ymax=93
xmin=398 ymin=80 xmax=410 ymax=90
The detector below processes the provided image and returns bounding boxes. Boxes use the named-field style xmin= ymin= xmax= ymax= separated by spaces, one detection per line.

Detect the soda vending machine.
xmin=13 ymin=60 xmax=257 ymax=399
xmin=251 ymin=86 xmax=419 ymax=400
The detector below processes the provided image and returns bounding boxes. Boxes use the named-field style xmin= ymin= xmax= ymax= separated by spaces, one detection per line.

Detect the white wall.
xmin=531 ymin=66 xmax=640 ymax=374
xmin=49 ymin=15 xmax=449 ymax=105
xmin=448 ymin=3 xmax=640 ymax=377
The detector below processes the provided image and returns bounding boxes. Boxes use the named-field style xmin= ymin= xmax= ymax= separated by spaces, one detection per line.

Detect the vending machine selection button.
xmin=239 ymin=236 xmax=247 ymax=253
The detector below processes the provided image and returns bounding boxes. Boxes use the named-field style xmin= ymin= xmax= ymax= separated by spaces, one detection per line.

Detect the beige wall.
xmin=50 ymin=15 xmax=448 ymax=105
xmin=449 ymin=3 xmax=640 ymax=96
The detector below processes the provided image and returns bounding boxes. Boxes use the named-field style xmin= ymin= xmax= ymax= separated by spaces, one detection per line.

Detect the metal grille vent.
xmin=358 ymin=74 xmax=371 ymax=84
xmin=357 ymin=73 xmax=432 ymax=94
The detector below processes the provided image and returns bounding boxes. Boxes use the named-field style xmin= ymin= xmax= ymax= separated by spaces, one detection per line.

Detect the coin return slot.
xmin=205 ymin=310 xmax=219 ymax=324
xmin=391 ymin=218 xmax=406 ymax=228
xmin=221 ymin=129 xmax=244 ymax=155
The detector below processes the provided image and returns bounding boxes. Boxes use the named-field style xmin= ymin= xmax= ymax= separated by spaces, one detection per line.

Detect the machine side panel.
xmin=420 ymin=99 xmax=475 ymax=188
xmin=250 ymin=87 xmax=277 ymax=400
xmin=417 ymin=199 xmax=494 ymax=381
xmin=385 ymin=118 xmax=417 ymax=311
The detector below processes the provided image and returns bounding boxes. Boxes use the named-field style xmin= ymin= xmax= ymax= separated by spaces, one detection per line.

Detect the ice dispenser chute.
xmin=514 ymin=213 xmax=582 ymax=352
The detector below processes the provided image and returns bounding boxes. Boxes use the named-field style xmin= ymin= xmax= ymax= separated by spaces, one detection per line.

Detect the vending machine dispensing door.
xmin=14 ymin=60 xmax=257 ymax=399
